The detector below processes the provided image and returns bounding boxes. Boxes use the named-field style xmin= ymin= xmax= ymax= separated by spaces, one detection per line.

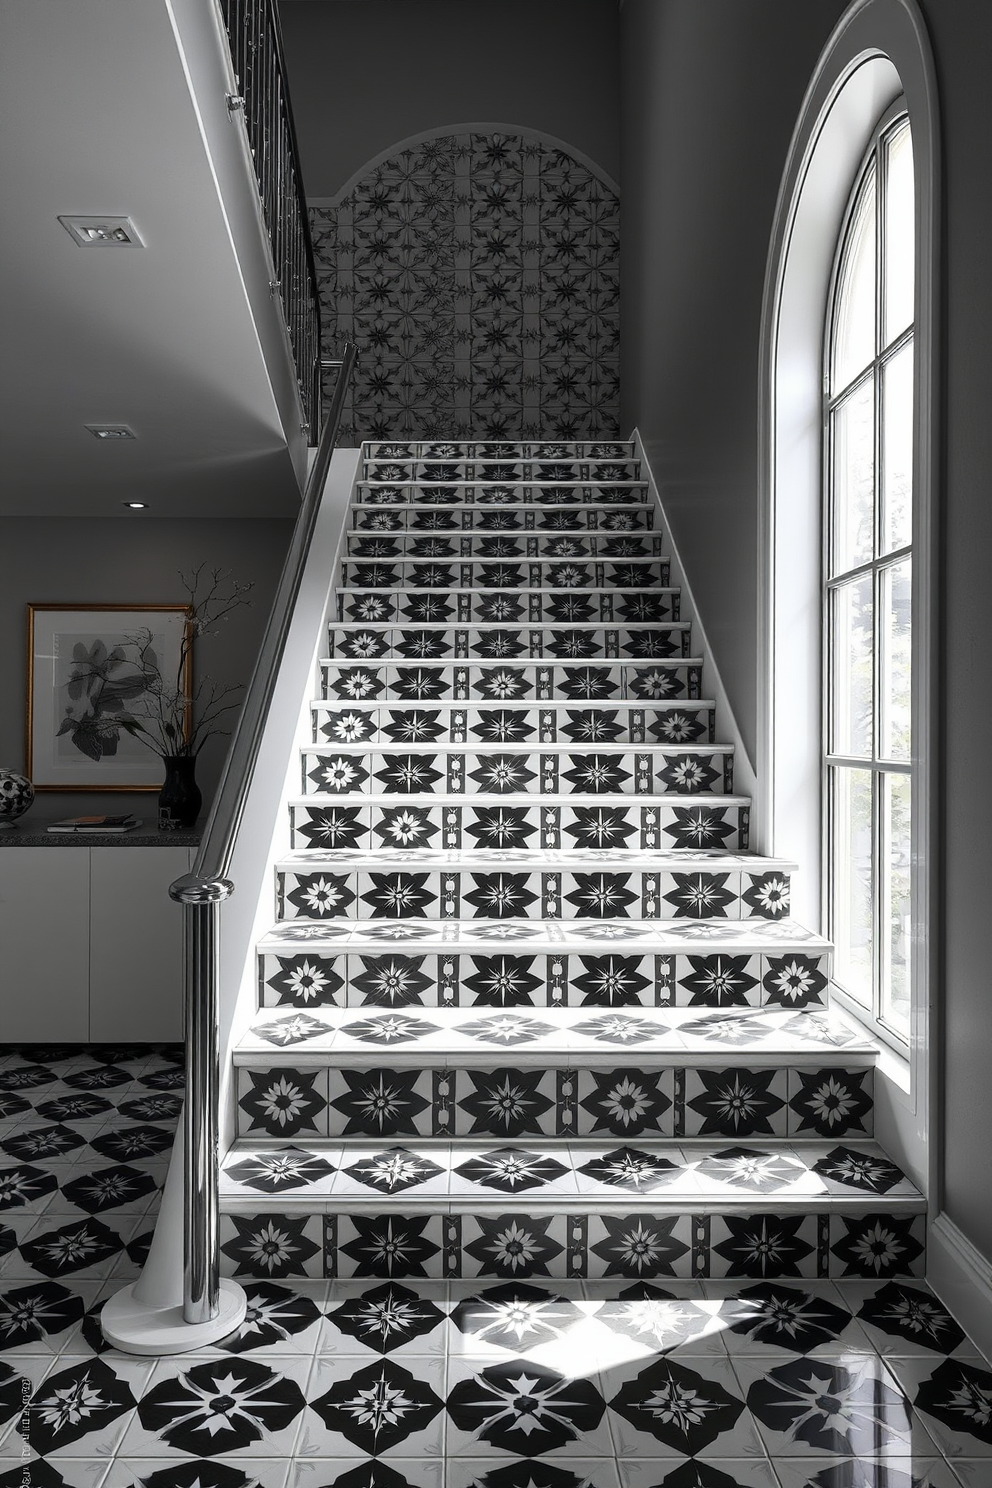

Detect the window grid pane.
xmin=881 ymin=770 xmax=912 ymax=1036
xmin=831 ymin=377 xmax=875 ymax=574
xmin=829 ymin=575 xmax=874 ymax=758
xmin=881 ymin=339 xmax=914 ymax=553
xmin=832 ymin=165 xmax=877 ymax=395
xmin=884 ymin=121 xmax=915 ymax=343
xmin=880 ymin=557 xmax=912 ymax=762
xmin=829 ymin=765 xmax=874 ymax=1008
xmin=825 ymin=111 xmax=913 ymax=1040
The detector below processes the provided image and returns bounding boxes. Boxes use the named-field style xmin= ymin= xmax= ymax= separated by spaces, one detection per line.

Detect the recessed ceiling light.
xmin=59 ymin=215 xmax=143 ymax=247
xmin=86 ymin=424 xmax=135 ymax=440
xmin=123 ymin=501 xmax=148 ymax=510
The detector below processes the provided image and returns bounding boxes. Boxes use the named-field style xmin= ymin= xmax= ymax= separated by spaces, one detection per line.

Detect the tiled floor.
xmin=2 ymin=1044 xmax=991 ymax=1487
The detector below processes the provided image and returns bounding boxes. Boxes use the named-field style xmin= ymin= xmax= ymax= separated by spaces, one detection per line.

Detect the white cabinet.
xmin=0 ymin=846 xmax=191 ymax=1043
xmin=0 ymin=848 xmax=91 ymax=1042
xmin=90 ymin=847 xmax=191 ymax=1042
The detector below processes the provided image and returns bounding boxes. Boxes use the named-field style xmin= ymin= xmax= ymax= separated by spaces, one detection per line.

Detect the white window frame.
xmin=823 ymin=99 xmax=914 ymax=1052
xmin=756 ymin=0 xmax=939 ymax=1197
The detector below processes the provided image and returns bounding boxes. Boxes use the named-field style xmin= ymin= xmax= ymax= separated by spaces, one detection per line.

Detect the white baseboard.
xmin=928 ymin=1210 xmax=992 ymax=1361
xmin=629 ymin=429 xmax=758 ymax=817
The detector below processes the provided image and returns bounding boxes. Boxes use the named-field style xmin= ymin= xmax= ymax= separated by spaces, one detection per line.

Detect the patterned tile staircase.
xmin=220 ymin=440 xmax=926 ymax=1287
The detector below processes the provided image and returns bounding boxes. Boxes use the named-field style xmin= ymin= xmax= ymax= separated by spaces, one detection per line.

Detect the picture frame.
xmin=26 ymin=604 xmax=193 ymax=791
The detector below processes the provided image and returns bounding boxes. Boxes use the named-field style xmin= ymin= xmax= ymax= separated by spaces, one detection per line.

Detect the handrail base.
xmin=101 ymin=1278 xmax=248 ymax=1356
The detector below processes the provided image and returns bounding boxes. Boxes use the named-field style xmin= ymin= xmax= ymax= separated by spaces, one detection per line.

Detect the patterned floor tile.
xmin=618 ymin=1461 xmax=779 ymax=1488
xmin=877 ymin=1355 xmax=992 ymax=1458
xmin=836 ymin=1279 xmax=986 ymax=1361
xmin=445 ymin=1351 xmax=614 ymax=1459
xmin=319 ymin=1279 xmax=449 ymax=1359
xmin=604 ymin=1352 xmax=763 ymax=1460
xmin=2 ymin=1350 xmax=155 ymax=1462
xmin=728 ymin=1351 xmax=935 ymax=1462
xmin=288 ymin=1462 xmax=440 ymax=1488
xmin=116 ymin=1352 xmax=312 ymax=1462
xmin=295 ymin=1351 xmax=447 ymax=1459
xmin=105 ymin=1462 xmax=292 ymax=1488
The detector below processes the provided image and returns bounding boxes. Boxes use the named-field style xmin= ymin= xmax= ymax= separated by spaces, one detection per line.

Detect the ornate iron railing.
xmin=221 ymin=0 xmax=321 ymax=436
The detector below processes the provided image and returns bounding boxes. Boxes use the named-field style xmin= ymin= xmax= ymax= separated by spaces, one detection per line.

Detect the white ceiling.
xmin=0 ymin=0 xmax=309 ymax=518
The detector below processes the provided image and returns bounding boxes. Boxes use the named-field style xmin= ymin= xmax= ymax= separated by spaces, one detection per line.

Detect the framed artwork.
xmin=26 ymin=604 xmax=192 ymax=790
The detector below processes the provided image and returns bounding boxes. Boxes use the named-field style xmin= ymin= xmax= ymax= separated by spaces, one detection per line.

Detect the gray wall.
xmin=620 ymin=0 xmax=846 ymax=763
xmin=620 ymin=0 xmax=992 ymax=1269
xmin=2 ymin=517 xmax=293 ymax=822
xmin=925 ymin=0 xmax=992 ymax=1278
xmin=280 ymin=0 xmax=621 ymax=198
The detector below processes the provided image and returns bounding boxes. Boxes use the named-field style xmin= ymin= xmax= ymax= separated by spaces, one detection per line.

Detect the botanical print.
xmin=27 ymin=605 xmax=189 ymax=788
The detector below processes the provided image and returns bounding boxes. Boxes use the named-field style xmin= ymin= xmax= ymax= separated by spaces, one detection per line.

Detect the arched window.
xmin=824 ymin=104 xmax=914 ymax=1043
xmin=758 ymin=0 xmax=939 ymax=1174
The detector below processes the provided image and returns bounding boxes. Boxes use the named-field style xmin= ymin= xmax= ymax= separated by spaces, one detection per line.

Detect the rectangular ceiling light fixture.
xmin=85 ymin=425 xmax=136 ymax=440
xmin=59 ymin=215 xmax=143 ymax=247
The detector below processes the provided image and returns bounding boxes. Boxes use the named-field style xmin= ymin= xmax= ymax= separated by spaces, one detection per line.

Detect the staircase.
xmin=218 ymin=439 xmax=925 ymax=1285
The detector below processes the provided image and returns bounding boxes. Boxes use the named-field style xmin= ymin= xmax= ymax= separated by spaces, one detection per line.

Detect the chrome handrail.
xmin=170 ymin=343 xmax=357 ymax=1325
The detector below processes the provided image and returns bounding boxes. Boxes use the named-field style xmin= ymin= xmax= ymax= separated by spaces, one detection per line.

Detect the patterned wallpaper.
xmin=310 ymin=131 xmax=620 ymax=444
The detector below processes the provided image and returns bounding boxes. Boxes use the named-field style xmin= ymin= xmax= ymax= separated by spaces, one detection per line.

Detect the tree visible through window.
xmin=825 ymin=110 xmax=914 ymax=1043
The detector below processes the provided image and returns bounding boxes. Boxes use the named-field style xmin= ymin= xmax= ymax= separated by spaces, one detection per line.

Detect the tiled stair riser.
xmin=289 ymin=800 xmax=750 ymax=852
xmin=326 ymin=624 xmax=692 ymax=658
xmin=363 ymin=441 xmax=638 ymax=458
xmin=299 ymin=748 xmax=735 ymax=797
xmin=338 ymin=561 xmax=672 ymax=590
xmin=338 ymin=591 xmax=681 ymax=623
xmin=274 ymin=863 xmax=789 ymax=920
xmin=320 ymin=661 xmax=701 ymax=702
xmin=256 ymin=950 xmax=830 ymax=1010
xmin=234 ymin=1062 xmax=875 ymax=1140
xmin=345 ymin=532 xmax=667 ymax=557
xmin=352 ymin=504 xmax=658 ymax=529
xmin=312 ymin=702 xmax=717 ymax=745
xmin=218 ymin=1208 xmax=925 ymax=1282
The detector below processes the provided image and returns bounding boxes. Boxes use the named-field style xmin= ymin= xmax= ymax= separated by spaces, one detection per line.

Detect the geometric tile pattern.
xmin=273 ymin=863 xmax=791 ymax=916
xmin=275 ymin=857 xmax=790 ymax=921
xmin=235 ymin=1058 xmax=874 ymax=1139
xmin=0 ymin=1042 xmax=974 ymax=1484
xmin=222 ymin=439 xmax=935 ymax=1322
xmin=255 ymin=942 xmax=829 ymax=1010
xmin=311 ymin=701 xmax=717 ymax=744
xmin=309 ymin=132 xmax=620 ymax=445
xmin=288 ymin=798 xmax=751 ymax=852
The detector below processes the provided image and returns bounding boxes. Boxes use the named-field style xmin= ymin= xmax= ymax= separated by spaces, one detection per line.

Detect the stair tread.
xmin=301 ymin=742 xmax=732 ymax=755
xmin=291 ymin=792 xmax=752 ymax=807
xmin=219 ymin=1136 xmax=921 ymax=1210
xmin=257 ymin=916 xmax=827 ymax=954
xmin=322 ymin=658 xmax=704 ymax=669
xmin=275 ymin=849 xmax=795 ymax=870
xmin=236 ymin=1004 xmax=873 ymax=1063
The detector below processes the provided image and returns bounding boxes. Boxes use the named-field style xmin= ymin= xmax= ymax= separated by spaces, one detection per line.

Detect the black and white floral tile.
xmin=0 ymin=1041 xmax=990 ymax=1488
xmin=310 ymin=133 xmax=621 ymax=445
xmin=233 ymin=1055 xmax=876 ymax=1141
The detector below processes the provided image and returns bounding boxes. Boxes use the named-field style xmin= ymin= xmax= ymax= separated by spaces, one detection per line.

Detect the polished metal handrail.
xmin=170 ymin=343 xmax=357 ymax=1325
xmin=220 ymin=0 xmax=322 ymax=435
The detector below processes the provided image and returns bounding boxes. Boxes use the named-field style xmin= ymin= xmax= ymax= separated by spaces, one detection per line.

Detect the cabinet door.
xmin=0 ymin=848 xmax=90 ymax=1041
xmin=89 ymin=847 xmax=191 ymax=1042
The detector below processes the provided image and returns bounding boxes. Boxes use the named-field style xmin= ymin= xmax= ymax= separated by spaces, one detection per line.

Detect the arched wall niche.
xmin=309 ymin=125 xmax=621 ymax=444
xmin=757 ymin=0 xmax=939 ymax=1196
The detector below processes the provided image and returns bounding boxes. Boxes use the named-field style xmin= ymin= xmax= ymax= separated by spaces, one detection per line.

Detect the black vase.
xmin=158 ymin=755 xmax=202 ymax=830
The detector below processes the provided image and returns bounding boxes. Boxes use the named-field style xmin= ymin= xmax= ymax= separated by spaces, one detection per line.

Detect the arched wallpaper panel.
xmin=310 ymin=130 xmax=620 ymax=444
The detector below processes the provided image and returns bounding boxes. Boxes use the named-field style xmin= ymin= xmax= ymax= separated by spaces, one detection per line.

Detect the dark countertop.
xmin=0 ymin=814 xmax=202 ymax=846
